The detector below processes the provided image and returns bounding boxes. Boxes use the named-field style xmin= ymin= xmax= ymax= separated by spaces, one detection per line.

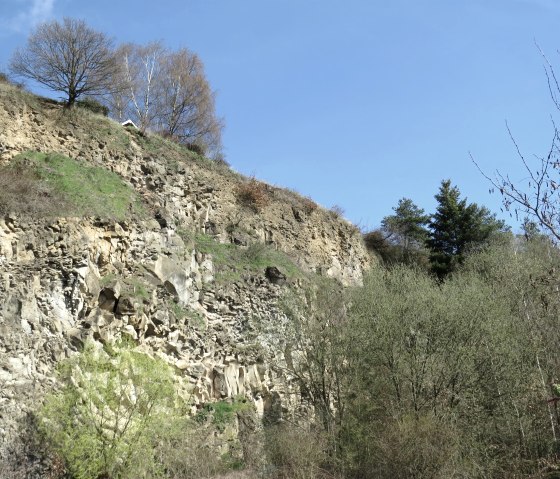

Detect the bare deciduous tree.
xmin=472 ymin=127 xmax=560 ymax=242
xmin=109 ymin=43 xmax=223 ymax=157
xmin=156 ymin=48 xmax=224 ymax=154
xmin=473 ymin=46 xmax=560 ymax=242
xmin=112 ymin=42 xmax=165 ymax=130
xmin=10 ymin=18 xmax=117 ymax=106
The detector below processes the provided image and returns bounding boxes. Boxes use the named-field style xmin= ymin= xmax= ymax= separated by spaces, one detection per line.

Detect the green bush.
xmin=195 ymin=398 xmax=252 ymax=432
xmin=282 ymin=246 xmax=557 ymax=478
xmin=39 ymin=341 xmax=180 ymax=479
xmin=362 ymin=229 xmax=400 ymax=263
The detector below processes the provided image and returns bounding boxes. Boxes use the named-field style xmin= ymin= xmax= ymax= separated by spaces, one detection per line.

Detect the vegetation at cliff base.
xmin=39 ymin=342 xmax=179 ymax=479
xmin=279 ymin=235 xmax=560 ymax=478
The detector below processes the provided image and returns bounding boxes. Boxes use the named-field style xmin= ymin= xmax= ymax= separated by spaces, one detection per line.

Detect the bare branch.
xmin=10 ymin=18 xmax=117 ymax=106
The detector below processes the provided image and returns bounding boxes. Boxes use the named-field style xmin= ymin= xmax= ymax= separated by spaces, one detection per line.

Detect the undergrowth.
xmin=196 ymin=398 xmax=252 ymax=432
xmin=169 ymin=302 xmax=207 ymax=330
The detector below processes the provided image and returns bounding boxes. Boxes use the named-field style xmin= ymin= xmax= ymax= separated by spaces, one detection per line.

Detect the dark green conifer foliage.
xmin=427 ymin=180 xmax=506 ymax=277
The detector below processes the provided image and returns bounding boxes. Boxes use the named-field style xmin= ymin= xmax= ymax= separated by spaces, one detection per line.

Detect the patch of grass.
xmin=196 ymin=398 xmax=252 ymax=432
xmin=5 ymin=151 xmax=145 ymax=219
xmin=72 ymin=113 xmax=132 ymax=151
xmin=131 ymin=128 xmax=234 ymax=175
xmin=126 ymin=277 xmax=149 ymax=300
xmin=75 ymin=97 xmax=109 ymax=116
xmin=169 ymin=301 xmax=187 ymax=321
xmin=133 ymin=128 xmax=185 ymax=159
xmin=193 ymin=233 xmax=302 ymax=284
xmin=99 ymin=273 xmax=117 ymax=288
xmin=0 ymin=81 xmax=39 ymax=108
xmin=187 ymin=309 xmax=206 ymax=330
xmin=102 ymin=123 xmax=131 ymax=151
xmin=169 ymin=302 xmax=206 ymax=330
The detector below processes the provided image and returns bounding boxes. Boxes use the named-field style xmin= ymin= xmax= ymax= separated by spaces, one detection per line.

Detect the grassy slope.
xmin=0 ymin=151 xmax=145 ymax=219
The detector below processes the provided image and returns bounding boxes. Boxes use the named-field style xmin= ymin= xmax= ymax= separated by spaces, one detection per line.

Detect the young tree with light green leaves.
xmin=39 ymin=341 xmax=180 ymax=479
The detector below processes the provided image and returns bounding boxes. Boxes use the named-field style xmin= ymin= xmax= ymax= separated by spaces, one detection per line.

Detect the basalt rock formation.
xmin=0 ymin=83 xmax=372 ymax=470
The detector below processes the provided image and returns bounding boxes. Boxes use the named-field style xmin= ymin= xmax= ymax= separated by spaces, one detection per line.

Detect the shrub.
xmin=185 ymin=142 xmax=206 ymax=155
xmin=329 ymin=204 xmax=345 ymax=219
xmin=265 ymin=424 xmax=329 ymax=479
xmin=155 ymin=426 xmax=228 ymax=478
xmin=301 ymin=196 xmax=318 ymax=215
xmin=236 ymin=178 xmax=270 ymax=211
xmin=0 ymin=163 xmax=66 ymax=216
xmin=366 ymin=415 xmax=461 ymax=479
xmin=362 ymin=229 xmax=400 ymax=263
xmin=75 ymin=97 xmax=109 ymax=116
xmin=39 ymin=341 xmax=181 ymax=479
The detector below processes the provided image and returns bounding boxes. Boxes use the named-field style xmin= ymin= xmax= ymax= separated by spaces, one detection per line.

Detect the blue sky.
xmin=2 ymin=0 xmax=560 ymax=231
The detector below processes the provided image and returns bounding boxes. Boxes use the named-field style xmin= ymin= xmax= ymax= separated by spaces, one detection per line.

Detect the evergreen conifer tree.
xmin=427 ymin=180 xmax=505 ymax=277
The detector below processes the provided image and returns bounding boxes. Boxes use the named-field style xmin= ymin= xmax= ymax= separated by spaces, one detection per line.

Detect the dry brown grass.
xmin=235 ymin=178 xmax=270 ymax=212
xmin=0 ymin=163 xmax=66 ymax=216
xmin=206 ymin=470 xmax=260 ymax=479
xmin=265 ymin=424 xmax=332 ymax=479
xmin=301 ymin=196 xmax=318 ymax=215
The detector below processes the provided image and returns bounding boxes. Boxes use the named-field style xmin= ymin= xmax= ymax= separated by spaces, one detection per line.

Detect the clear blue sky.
xmin=2 ymin=0 xmax=560 ymax=231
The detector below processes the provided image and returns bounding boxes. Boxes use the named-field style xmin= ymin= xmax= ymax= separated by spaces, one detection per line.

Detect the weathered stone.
xmin=0 ymin=84 xmax=374 ymax=471
xmin=265 ymin=266 xmax=286 ymax=285
xmin=175 ymin=359 xmax=189 ymax=370
xmin=98 ymin=287 xmax=118 ymax=312
xmin=115 ymin=296 xmax=136 ymax=316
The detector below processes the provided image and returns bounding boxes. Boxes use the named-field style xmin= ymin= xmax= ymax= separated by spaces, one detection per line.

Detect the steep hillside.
xmin=0 ymin=83 xmax=372 ymax=471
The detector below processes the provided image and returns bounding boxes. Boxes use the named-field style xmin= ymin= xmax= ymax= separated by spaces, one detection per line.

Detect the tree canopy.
xmin=109 ymin=42 xmax=223 ymax=156
xmin=10 ymin=18 xmax=117 ymax=106
xmin=381 ymin=197 xmax=430 ymax=265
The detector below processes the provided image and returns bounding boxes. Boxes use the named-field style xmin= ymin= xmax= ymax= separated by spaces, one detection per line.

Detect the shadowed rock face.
xmin=265 ymin=266 xmax=287 ymax=285
xmin=0 ymin=83 xmax=373 ymax=466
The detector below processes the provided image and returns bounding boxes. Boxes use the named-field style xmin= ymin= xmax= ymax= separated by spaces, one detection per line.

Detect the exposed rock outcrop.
xmin=0 ymin=83 xmax=373 ymax=466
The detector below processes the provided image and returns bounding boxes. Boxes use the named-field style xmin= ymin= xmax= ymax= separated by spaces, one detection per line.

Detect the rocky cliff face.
xmin=0 ymin=83 xmax=372 ymax=465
